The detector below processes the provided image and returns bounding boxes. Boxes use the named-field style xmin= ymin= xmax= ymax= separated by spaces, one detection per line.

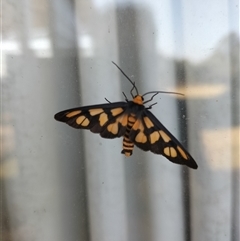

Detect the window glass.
xmin=2 ymin=0 xmax=239 ymax=240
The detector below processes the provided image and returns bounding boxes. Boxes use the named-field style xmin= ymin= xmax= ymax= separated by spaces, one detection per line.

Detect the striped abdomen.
xmin=121 ymin=113 xmax=136 ymax=156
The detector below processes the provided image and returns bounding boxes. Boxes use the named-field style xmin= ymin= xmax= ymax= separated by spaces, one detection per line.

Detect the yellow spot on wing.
xmin=76 ymin=116 xmax=85 ymax=124
xmin=111 ymin=108 xmax=124 ymax=116
xmin=150 ymin=131 xmax=160 ymax=144
xmin=82 ymin=119 xmax=90 ymax=126
xmin=164 ymin=147 xmax=177 ymax=157
xmin=164 ymin=147 xmax=170 ymax=156
xmin=132 ymin=119 xmax=144 ymax=132
xmin=76 ymin=116 xmax=90 ymax=126
xmin=135 ymin=132 xmax=147 ymax=143
xmin=144 ymin=117 xmax=154 ymax=128
xmin=107 ymin=123 xmax=119 ymax=134
xmin=99 ymin=113 xmax=108 ymax=126
xmin=66 ymin=110 xmax=81 ymax=117
xmin=116 ymin=114 xmax=128 ymax=126
xmin=159 ymin=130 xmax=171 ymax=142
xmin=177 ymin=146 xmax=188 ymax=160
xmin=89 ymin=108 xmax=103 ymax=116
xmin=170 ymin=147 xmax=177 ymax=157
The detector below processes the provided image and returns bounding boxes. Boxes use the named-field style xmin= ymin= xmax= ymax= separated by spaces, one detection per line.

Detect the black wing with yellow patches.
xmin=129 ymin=110 xmax=198 ymax=169
xmin=54 ymin=102 xmax=129 ymax=139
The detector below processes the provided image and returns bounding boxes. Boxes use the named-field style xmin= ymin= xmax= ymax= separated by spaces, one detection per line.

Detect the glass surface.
xmin=2 ymin=0 xmax=239 ymax=241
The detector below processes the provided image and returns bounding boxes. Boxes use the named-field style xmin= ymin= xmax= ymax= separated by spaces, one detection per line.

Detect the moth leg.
xmin=146 ymin=102 xmax=157 ymax=110
xmin=105 ymin=98 xmax=111 ymax=103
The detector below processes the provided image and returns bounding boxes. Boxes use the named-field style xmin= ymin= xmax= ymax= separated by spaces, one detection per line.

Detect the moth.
xmin=54 ymin=62 xmax=198 ymax=169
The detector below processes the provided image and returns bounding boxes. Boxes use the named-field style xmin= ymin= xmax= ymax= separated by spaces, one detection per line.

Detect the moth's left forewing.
xmin=54 ymin=102 xmax=128 ymax=138
xmin=130 ymin=109 xmax=198 ymax=169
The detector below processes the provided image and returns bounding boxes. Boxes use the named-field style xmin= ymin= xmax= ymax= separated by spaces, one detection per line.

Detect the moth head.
xmin=133 ymin=95 xmax=144 ymax=105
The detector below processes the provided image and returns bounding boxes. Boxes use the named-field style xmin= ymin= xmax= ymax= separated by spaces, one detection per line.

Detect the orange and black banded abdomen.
xmin=121 ymin=113 xmax=136 ymax=156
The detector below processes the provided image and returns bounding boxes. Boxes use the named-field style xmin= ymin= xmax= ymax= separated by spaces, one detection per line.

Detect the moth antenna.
xmin=143 ymin=91 xmax=184 ymax=104
xmin=142 ymin=90 xmax=184 ymax=97
xmin=112 ymin=61 xmax=139 ymax=95
xmin=122 ymin=92 xmax=128 ymax=102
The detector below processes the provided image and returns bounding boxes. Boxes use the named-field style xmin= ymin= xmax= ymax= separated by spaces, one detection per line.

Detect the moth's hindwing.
xmin=129 ymin=109 xmax=198 ymax=169
xmin=54 ymin=102 xmax=129 ymax=139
